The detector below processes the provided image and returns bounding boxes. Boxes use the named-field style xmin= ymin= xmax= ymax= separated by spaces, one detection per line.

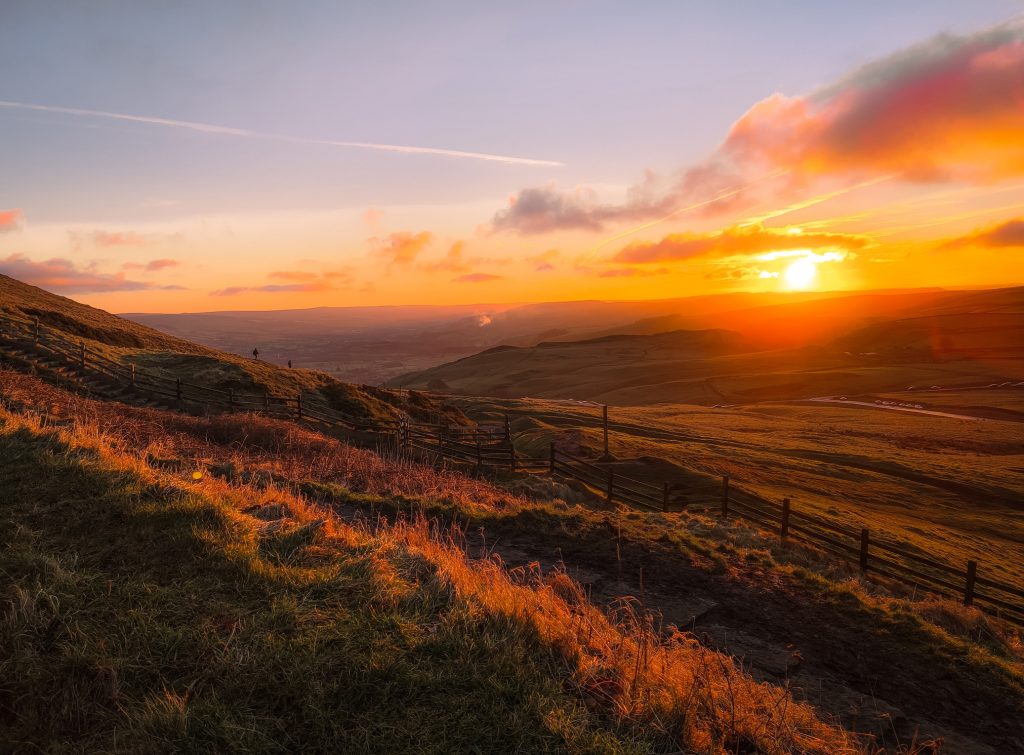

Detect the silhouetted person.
xmin=288 ymin=359 xmax=292 ymax=369
xmin=252 ymin=347 xmax=259 ymax=360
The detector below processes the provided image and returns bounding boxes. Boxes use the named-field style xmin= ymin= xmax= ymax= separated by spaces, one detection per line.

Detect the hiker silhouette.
xmin=252 ymin=347 xmax=259 ymax=360
xmin=287 ymin=359 xmax=292 ymax=368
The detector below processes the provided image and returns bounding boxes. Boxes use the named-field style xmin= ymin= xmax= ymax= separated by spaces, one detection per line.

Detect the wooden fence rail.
xmin=2 ymin=309 xmax=1023 ymax=626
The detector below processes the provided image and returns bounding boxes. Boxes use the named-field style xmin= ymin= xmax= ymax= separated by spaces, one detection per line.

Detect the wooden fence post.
xmin=504 ymin=414 xmax=511 ymax=444
xmin=964 ymin=560 xmax=978 ymax=606
xmin=549 ymin=442 xmax=556 ymax=475
xmin=606 ymin=468 xmax=614 ymax=504
xmin=859 ymin=529 xmax=870 ymax=572
xmin=663 ymin=481 xmax=670 ymax=512
xmin=721 ymin=475 xmax=730 ymax=517
xmin=780 ymin=498 xmax=791 ymax=542
xmin=603 ymin=404 xmax=609 ymax=458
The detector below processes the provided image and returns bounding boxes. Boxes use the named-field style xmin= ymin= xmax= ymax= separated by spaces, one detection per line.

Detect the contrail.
xmin=0 ymin=99 xmax=564 ymax=167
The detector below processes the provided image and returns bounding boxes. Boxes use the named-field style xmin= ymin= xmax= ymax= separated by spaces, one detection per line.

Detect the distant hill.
xmin=0 ymin=274 xmax=459 ymax=424
xmin=392 ymin=287 xmax=1024 ymax=405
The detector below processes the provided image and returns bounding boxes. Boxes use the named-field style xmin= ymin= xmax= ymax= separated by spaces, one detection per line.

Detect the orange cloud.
xmin=723 ymin=25 xmax=1024 ymax=183
xmin=0 ymin=208 xmax=24 ymax=232
xmin=0 ymin=253 xmax=183 ymax=293
xmin=614 ymin=225 xmax=870 ymax=264
xmin=372 ymin=231 xmax=433 ymax=266
xmin=453 ymin=272 xmax=502 ymax=283
xmin=122 ymin=258 xmax=180 ymax=272
xmin=424 ymin=241 xmax=470 ymax=272
xmin=943 ymin=217 xmax=1024 ymax=249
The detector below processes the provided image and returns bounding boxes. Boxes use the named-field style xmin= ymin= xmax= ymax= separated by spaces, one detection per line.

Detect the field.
xmin=454 ymin=390 xmax=1024 ymax=588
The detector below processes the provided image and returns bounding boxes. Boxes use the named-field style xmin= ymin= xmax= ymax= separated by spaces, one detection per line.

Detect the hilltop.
xmin=0 ymin=274 xmax=461 ymax=425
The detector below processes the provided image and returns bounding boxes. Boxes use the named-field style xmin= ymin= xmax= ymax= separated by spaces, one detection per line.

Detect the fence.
xmin=717 ymin=476 xmax=1024 ymax=626
xmin=2 ymin=309 xmax=1023 ymax=626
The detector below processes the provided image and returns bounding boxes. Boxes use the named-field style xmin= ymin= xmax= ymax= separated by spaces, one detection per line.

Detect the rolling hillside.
xmin=0 ymin=274 xmax=459 ymax=425
xmin=393 ymin=287 xmax=1024 ymax=405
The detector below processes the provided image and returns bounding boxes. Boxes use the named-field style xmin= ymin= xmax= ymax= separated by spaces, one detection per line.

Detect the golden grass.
xmin=0 ymin=377 xmax=865 ymax=753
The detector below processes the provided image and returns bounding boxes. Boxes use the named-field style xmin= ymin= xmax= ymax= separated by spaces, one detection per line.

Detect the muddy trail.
xmin=327 ymin=497 xmax=1022 ymax=755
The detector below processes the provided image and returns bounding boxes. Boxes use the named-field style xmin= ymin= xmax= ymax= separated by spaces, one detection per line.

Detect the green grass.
xmin=0 ymin=422 xmax=658 ymax=753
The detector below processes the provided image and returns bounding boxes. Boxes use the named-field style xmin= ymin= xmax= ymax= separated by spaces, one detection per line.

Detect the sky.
xmin=1 ymin=0 xmax=1023 ymax=313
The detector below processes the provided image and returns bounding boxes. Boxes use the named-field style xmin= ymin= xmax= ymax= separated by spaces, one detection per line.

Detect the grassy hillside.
xmin=3 ymin=368 xmax=1024 ymax=751
xmin=0 ymin=274 xmax=461 ymax=425
xmin=0 ymin=371 xmax=874 ymax=754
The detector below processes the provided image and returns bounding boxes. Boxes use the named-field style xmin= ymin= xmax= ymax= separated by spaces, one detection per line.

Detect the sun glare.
xmin=783 ymin=257 xmax=817 ymax=289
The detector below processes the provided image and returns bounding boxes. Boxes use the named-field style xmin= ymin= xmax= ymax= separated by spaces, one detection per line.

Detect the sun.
xmin=783 ymin=257 xmax=817 ymax=290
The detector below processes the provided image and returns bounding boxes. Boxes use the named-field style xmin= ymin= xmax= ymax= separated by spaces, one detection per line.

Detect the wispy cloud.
xmin=122 ymin=258 xmax=180 ymax=272
xmin=0 ymin=100 xmax=564 ymax=167
xmin=598 ymin=267 xmax=670 ymax=278
xmin=211 ymin=282 xmax=333 ymax=296
xmin=0 ymin=253 xmax=183 ymax=293
xmin=943 ymin=217 xmax=1024 ymax=249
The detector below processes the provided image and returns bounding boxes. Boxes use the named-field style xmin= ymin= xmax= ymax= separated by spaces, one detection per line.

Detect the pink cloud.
xmin=122 ymin=258 xmax=180 ymax=272
xmin=493 ymin=21 xmax=1024 ymax=234
xmin=0 ymin=253 xmax=182 ymax=293
xmin=92 ymin=230 xmax=153 ymax=247
xmin=210 ymin=281 xmax=333 ymax=296
xmin=0 ymin=209 xmax=24 ymax=232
